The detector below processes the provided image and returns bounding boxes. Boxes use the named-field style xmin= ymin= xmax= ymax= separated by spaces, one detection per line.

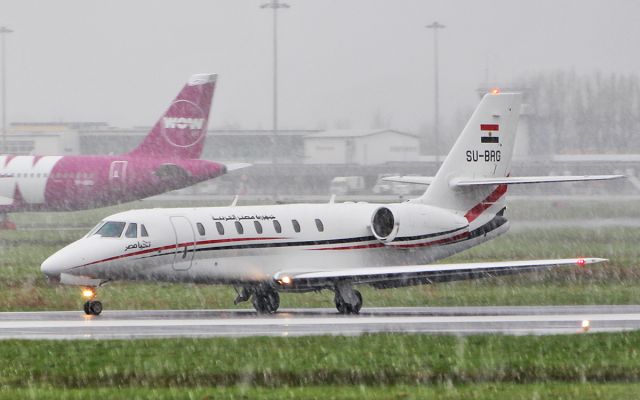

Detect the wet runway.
xmin=1 ymin=305 xmax=639 ymax=340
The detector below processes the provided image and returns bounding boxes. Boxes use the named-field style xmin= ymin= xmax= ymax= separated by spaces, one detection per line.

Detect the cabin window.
xmin=315 ymin=219 xmax=324 ymax=232
xmin=196 ymin=222 xmax=206 ymax=236
xmin=96 ymin=221 xmax=126 ymax=238
xmin=140 ymin=224 xmax=149 ymax=237
xmin=292 ymin=219 xmax=301 ymax=233
xmin=215 ymin=221 xmax=224 ymax=235
xmin=125 ymin=223 xmax=137 ymax=238
xmin=235 ymin=221 xmax=244 ymax=234
xmin=273 ymin=220 xmax=282 ymax=234
xmin=254 ymin=221 xmax=263 ymax=234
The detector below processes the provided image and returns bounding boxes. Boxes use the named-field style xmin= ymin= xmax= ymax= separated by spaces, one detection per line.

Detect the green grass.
xmin=0 ymin=333 xmax=639 ymax=390
xmin=1 ymin=383 xmax=639 ymax=399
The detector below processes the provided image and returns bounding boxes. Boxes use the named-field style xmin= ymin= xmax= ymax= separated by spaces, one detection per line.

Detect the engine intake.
xmin=371 ymin=207 xmax=399 ymax=242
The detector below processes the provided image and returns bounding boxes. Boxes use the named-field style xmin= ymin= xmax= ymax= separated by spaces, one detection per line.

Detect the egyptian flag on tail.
xmin=480 ymin=124 xmax=499 ymax=143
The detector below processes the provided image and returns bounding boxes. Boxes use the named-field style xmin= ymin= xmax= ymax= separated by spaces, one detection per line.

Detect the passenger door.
xmin=109 ymin=161 xmax=128 ymax=192
xmin=169 ymin=216 xmax=195 ymax=271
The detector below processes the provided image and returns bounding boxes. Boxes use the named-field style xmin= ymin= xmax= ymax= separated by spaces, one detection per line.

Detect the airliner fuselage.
xmin=0 ymin=155 xmax=225 ymax=212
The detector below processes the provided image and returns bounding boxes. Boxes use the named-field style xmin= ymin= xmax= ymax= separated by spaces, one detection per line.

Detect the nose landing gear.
xmin=81 ymin=287 xmax=103 ymax=316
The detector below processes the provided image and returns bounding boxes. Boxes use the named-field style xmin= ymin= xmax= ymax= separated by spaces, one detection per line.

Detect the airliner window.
xmin=315 ymin=219 xmax=324 ymax=232
xmin=215 ymin=221 xmax=224 ymax=235
xmin=125 ymin=223 xmax=137 ymax=238
xmin=273 ymin=220 xmax=282 ymax=234
xmin=95 ymin=221 xmax=126 ymax=238
xmin=197 ymin=222 xmax=206 ymax=236
xmin=235 ymin=221 xmax=244 ymax=234
xmin=141 ymin=224 xmax=149 ymax=237
xmin=292 ymin=219 xmax=301 ymax=233
xmin=254 ymin=221 xmax=263 ymax=234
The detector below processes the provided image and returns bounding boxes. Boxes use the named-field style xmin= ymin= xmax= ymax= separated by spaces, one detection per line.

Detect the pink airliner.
xmin=0 ymin=73 xmax=246 ymax=228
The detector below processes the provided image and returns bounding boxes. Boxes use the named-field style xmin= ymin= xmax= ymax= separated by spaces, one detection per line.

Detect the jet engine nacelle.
xmin=370 ymin=203 xmax=469 ymax=245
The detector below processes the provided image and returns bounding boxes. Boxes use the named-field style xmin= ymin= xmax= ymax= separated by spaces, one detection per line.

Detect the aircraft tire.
xmin=335 ymin=290 xmax=362 ymax=315
xmin=84 ymin=300 xmax=103 ymax=316
xmin=252 ymin=290 xmax=280 ymax=314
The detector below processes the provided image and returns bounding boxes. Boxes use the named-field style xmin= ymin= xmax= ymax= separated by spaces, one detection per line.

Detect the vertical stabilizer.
xmin=412 ymin=92 xmax=522 ymax=225
xmin=127 ymin=73 xmax=217 ymax=159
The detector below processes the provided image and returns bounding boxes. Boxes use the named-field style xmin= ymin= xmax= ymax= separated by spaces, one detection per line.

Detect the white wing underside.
xmin=383 ymin=175 xmax=624 ymax=186
xmin=274 ymin=258 xmax=606 ymax=288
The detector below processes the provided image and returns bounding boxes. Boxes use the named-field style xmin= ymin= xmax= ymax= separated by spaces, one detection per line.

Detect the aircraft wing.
xmin=225 ymin=163 xmax=252 ymax=172
xmin=452 ymin=175 xmax=625 ymax=186
xmin=273 ymin=258 xmax=606 ymax=289
xmin=382 ymin=176 xmax=434 ymax=185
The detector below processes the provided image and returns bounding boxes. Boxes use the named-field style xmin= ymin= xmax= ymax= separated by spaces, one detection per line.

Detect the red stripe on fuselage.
xmin=79 ymin=236 xmax=283 ymax=268
xmin=313 ymin=231 xmax=470 ymax=251
xmin=464 ymin=184 xmax=507 ymax=223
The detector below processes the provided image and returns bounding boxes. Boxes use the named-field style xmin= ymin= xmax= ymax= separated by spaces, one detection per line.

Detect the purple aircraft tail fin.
xmin=128 ymin=73 xmax=217 ymax=159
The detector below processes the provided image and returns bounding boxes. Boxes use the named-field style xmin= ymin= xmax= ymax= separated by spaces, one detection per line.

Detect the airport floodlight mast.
xmin=261 ymin=0 xmax=290 ymax=176
xmin=0 ymin=26 xmax=12 ymax=154
xmin=426 ymin=21 xmax=445 ymax=163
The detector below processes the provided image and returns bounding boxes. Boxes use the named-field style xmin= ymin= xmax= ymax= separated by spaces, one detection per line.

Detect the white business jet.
xmin=41 ymin=92 xmax=623 ymax=315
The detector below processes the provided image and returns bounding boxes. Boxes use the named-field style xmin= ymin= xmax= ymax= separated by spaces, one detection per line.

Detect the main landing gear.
xmin=334 ymin=283 xmax=363 ymax=315
xmin=235 ymin=286 xmax=280 ymax=314
xmin=81 ymin=287 xmax=103 ymax=316
xmin=252 ymin=287 xmax=280 ymax=314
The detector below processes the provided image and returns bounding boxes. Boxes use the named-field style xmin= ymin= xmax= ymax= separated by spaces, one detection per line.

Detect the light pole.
xmin=426 ymin=21 xmax=445 ymax=163
xmin=261 ymin=0 xmax=289 ymax=168
xmin=0 ymin=26 xmax=12 ymax=154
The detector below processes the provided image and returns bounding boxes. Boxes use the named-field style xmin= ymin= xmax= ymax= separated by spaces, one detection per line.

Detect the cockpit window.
xmin=85 ymin=221 xmax=105 ymax=238
xmin=95 ymin=221 xmax=126 ymax=238
xmin=141 ymin=224 xmax=149 ymax=237
xmin=125 ymin=223 xmax=137 ymax=238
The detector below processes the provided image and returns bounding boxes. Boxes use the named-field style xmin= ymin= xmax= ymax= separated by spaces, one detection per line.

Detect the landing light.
xmin=490 ymin=88 xmax=500 ymax=95
xmin=279 ymin=276 xmax=292 ymax=285
xmin=581 ymin=320 xmax=591 ymax=333
xmin=82 ymin=288 xmax=96 ymax=299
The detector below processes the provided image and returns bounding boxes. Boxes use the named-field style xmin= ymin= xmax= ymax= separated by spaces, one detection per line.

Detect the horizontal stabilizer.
xmin=274 ymin=258 xmax=606 ymax=289
xmin=384 ymin=175 xmax=624 ymax=186
xmin=382 ymin=176 xmax=434 ymax=185
xmin=225 ymin=163 xmax=252 ymax=172
xmin=452 ymin=175 xmax=625 ymax=186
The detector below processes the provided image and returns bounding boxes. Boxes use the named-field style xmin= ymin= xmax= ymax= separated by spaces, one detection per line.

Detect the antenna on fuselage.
xmin=230 ymin=195 xmax=239 ymax=207
xmin=329 ymin=194 xmax=336 ymax=204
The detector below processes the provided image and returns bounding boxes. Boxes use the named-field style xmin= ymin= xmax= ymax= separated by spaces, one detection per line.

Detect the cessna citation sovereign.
xmin=0 ymin=73 xmax=245 ymax=228
xmin=41 ymin=92 xmax=623 ymax=315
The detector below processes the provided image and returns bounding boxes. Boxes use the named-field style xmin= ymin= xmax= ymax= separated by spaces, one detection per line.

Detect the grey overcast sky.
xmin=1 ymin=0 xmax=640 ymax=131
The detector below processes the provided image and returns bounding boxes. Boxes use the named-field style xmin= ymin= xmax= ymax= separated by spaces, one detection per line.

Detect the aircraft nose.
xmin=41 ymin=252 xmax=66 ymax=279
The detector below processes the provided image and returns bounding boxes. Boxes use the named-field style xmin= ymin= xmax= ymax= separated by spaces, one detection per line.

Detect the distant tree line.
xmin=515 ymin=71 xmax=640 ymax=154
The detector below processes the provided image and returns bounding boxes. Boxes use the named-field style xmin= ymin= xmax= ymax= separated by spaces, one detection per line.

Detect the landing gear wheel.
xmin=251 ymin=290 xmax=280 ymax=314
xmin=335 ymin=290 xmax=362 ymax=315
xmin=83 ymin=300 xmax=103 ymax=316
